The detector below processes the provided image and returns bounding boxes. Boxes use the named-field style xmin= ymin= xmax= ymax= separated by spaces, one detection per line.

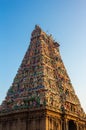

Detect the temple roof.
xmin=0 ymin=26 xmax=85 ymax=119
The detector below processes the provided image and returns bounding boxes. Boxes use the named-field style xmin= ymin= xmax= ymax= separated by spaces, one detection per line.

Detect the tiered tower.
xmin=0 ymin=25 xmax=86 ymax=130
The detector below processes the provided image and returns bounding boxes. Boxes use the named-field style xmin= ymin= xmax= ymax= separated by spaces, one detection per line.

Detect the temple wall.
xmin=0 ymin=109 xmax=86 ymax=130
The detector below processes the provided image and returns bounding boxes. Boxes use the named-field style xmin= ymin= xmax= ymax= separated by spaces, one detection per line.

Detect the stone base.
xmin=0 ymin=108 xmax=86 ymax=130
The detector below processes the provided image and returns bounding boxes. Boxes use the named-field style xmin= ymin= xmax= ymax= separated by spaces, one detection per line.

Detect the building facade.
xmin=0 ymin=25 xmax=86 ymax=130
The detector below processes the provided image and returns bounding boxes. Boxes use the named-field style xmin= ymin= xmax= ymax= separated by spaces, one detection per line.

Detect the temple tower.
xmin=0 ymin=25 xmax=86 ymax=130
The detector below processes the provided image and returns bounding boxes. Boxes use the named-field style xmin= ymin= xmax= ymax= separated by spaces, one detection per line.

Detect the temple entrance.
xmin=68 ymin=120 xmax=77 ymax=130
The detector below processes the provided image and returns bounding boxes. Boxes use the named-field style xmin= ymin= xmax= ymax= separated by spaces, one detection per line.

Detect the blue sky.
xmin=0 ymin=0 xmax=86 ymax=112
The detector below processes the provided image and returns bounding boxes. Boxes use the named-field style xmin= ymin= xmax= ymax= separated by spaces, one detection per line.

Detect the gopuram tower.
xmin=0 ymin=25 xmax=86 ymax=130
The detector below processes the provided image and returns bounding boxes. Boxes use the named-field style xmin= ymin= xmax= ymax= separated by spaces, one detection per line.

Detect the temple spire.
xmin=0 ymin=26 xmax=85 ymax=120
